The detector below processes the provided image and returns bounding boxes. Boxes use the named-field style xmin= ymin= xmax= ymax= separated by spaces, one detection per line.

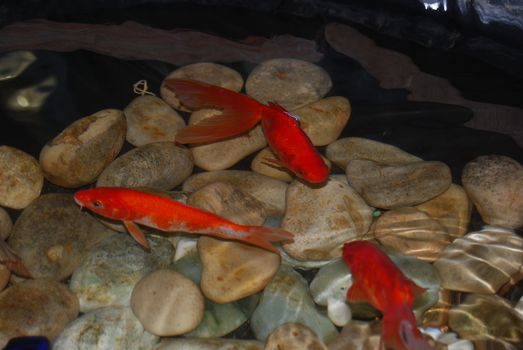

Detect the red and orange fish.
xmin=164 ymin=79 xmax=330 ymax=184
xmin=74 ymin=187 xmax=293 ymax=254
xmin=342 ymin=241 xmax=434 ymax=350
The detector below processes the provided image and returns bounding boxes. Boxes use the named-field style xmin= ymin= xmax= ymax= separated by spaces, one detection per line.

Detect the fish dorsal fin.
xmin=347 ymin=280 xmax=371 ymax=303
xmin=267 ymin=101 xmax=300 ymax=124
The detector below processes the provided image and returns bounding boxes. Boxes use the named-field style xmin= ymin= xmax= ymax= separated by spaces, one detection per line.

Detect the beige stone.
xmin=462 ymin=155 xmax=523 ymax=229
xmin=130 ymin=269 xmax=204 ymax=336
xmin=326 ymin=137 xmax=421 ymax=169
xmin=0 ymin=279 xmax=79 ymax=348
xmin=415 ymin=184 xmax=471 ymax=239
xmin=0 ymin=207 xmax=13 ymax=240
xmin=373 ymin=207 xmax=452 ymax=262
xmin=160 ymin=62 xmax=243 ymax=111
xmin=0 ymin=146 xmax=43 ymax=209
xmin=39 ymin=109 xmax=126 ymax=188
xmin=188 ymin=181 xmax=267 ymax=226
xmin=97 ymin=142 xmax=193 ymax=190
xmin=346 ymin=159 xmax=451 ymax=209
xmin=265 ymin=322 xmax=328 ymax=350
xmin=198 ymin=237 xmax=280 ymax=304
xmin=183 ymin=170 xmax=288 ymax=216
xmin=186 ymin=109 xmax=266 ymax=170
xmin=0 ymin=264 xmax=9 ymax=291
xmin=282 ymin=177 xmax=373 ymax=260
xmin=293 ymin=96 xmax=351 ymax=146
xmin=246 ymin=58 xmax=332 ymax=110
xmin=434 ymin=228 xmax=523 ymax=294
xmin=124 ymin=95 xmax=185 ymax=146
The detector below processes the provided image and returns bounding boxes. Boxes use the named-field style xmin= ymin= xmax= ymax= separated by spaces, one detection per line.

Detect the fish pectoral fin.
xmin=346 ymin=282 xmax=370 ymax=303
xmin=123 ymin=220 xmax=150 ymax=251
xmin=262 ymin=156 xmax=287 ymax=170
xmin=0 ymin=239 xmax=32 ymax=278
xmin=410 ymin=281 xmax=426 ymax=299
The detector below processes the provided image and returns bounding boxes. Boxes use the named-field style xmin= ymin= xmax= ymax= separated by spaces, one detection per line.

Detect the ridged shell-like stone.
xmin=292 ymin=96 xmax=351 ymax=146
xmin=251 ymin=265 xmax=338 ymax=343
xmin=462 ymin=155 xmax=523 ymax=229
xmin=96 ymin=142 xmax=193 ymax=190
xmin=265 ymin=322 xmax=328 ymax=350
xmin=186 ymin=109 xmax=266 ymax=171
xmin=0 ymin=279 xmax=79 ymax=348
xmin=130 ymin=269 xmax=204 ymax=336
xmin=52 ymin=306 xmax=158 ymax=350
xmin=124 ymin=95 xmax=185 ymax=146
xmin=39 ymin=109 xmax=126 ymax=188
xmin=246 ymin=58 xmax=332 ymax=110
xmin=7 ymin=193 xmax=115 ymax=280
xmin=448 ymin=294 xmax=523 ymax=346
xmin=415 ymin=184 xmax=471 ymax=239
xmin=373 ymin=207 xmax=452 ymax=262
xmin=434 ymin=228 xmax=523 ymax=294
xmin=282 ymin=178 xmax=373 ymax=260
xmin=160 ymin=62 xmax=243 ymax=111
xmin=346 ymin=159 xmax=452 ymax=209
xmin=326 ymin=137 xmax=421 ymax=169
xmin=183 ymin=170 xmax=288 ymax=216
xmin=0 ymin=146 xmax=43 ymax=209
xmin=155 ymin=338 xmax=263 ymax=350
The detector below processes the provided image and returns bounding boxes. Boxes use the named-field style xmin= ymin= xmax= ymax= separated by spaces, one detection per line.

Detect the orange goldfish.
xmin=164 ymin=79 xmax=330 ymax=184
xmin=74 ymin=187 xmax=293 ymax=254
xmin=342 ymin=241 xmax=434 ymax=350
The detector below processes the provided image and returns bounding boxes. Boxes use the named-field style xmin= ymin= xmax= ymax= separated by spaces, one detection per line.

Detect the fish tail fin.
xmin=0 ymin=239 xmax=32 ymax=278
xmin=164 ymin=79 xmax=262 ymax=143
xmin=214 ymin=225 xmax=293 ymax=254
xmin=382 ymin=304 xmax=435 ymax=350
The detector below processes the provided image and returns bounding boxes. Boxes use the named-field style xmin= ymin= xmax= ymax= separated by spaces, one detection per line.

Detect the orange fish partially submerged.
xmin=342 ymin=241 xmax=434 ymax=350
xmin=164 ymin=79 xmax=330 ymax=184
xmin=74 ymin=187 xmax=293 ymax=254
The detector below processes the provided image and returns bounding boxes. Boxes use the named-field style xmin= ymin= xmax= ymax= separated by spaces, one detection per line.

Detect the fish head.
xmin=74 ymin=187 xmax=133 ymax=221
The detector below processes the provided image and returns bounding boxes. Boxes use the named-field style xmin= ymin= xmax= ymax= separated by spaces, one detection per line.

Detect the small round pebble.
xmin=160 ymin=62 xmax=243 ymax=111
xmin=131 ymin=268 xmax=204 ymax=336
xmin=246 ymin=58 xmax=332 ymax=110
xmin=124 ymin=95 xmax=186 ymax=146
xmin=0 ymin=146 xmax=43 ymax=209
xmin=39 ymin=109 xmax=126 ymax=188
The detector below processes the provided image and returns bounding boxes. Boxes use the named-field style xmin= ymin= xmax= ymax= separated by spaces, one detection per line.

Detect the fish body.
xmin=342 ymin=241 xmax=433 ymax=350
xmin=74 ymin=187 xmax=292 ymax=253
xmin=164 ymin=79 xmax=329 ymax=184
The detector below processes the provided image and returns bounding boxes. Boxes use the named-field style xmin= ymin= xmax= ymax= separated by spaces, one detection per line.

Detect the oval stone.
xmin=433 ymin=227 xmax=523 ymax=294
xmin=39 ymin=109 xmax=126 ymax=188
xmin=373 ymin=207 xmax=452 ymax=262
xmin=462 ymin=155 xmax=523 ymax=229
xmin=326 ymin=137 xmax=421 ymax=169
xmin=0 ymin=207 xmax=12 ymax=240
xmin=96 ymin=142 xmax=193 ymax=190
xmin=69 ymin=234 xmax=174 ymax=312
xmin=198 ymin=237 xmax=280 ymax=304
xmin=160 ymin=62 xmax=243 ymax=111
xmin=7 ymin=193 xmax=115 ymax=280
xmin=124 ymin=95 xmax=186 ymax=147
xmin=265 ymin=322 xmax=328 ymax=350
xmin=292 ymin=96 xmax=351 ymax=146
xmin=346 ymin=159 xmax=452 ymax=209
xmin=415 ymin=184 xmax=471 ymax=239
xmin=282 ymin=178 xmax=373 ymax=260
xmin=0 ymin=279 xmax=79 ymax=348
xmin=246 ymin=58 xmax=332 ymax=110
xmin=52 ymin=306 xmax=158 ymax=350
xmin=131 ymin=269 xmax=204 ymax=336
xmin=156 ymin=338 xmax=263 ymax=350
xmin=0 ymin=264 xmax=9 ymax=291
xmin=0 ymin=146 xmax=43 ymax=209
xmin=183 ymin=170 xmax=288 ymax=216
xmin=186 ymin=109 xmax=266 ymax=171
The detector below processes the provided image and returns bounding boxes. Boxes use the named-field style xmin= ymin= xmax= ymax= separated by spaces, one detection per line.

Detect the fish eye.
xmin=91 ymin=200 xmax=104 ymax=209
